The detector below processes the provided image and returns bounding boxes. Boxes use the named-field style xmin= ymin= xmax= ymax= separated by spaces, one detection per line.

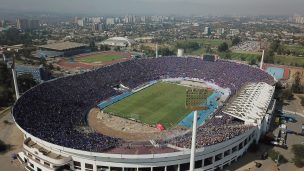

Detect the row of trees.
xmin=0 ymin=62 xmax=14 ymax=106
xmin=176 ymin=41 xmax=200 ymax=53
xmin=218 ymin=37 xmax=241 ymax=53
xmin=0 ymin=28 xmax=32 ymax=46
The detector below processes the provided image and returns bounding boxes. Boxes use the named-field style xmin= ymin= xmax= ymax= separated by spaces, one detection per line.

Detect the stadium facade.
xmin=13 ymin=57 xmax=276 ymax=171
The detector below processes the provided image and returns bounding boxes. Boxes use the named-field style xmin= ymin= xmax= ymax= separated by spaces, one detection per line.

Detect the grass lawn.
xmin=189 ymin=48 xmax=206 ymax=56
xmin=283 ymin=45 xmax=304 ymax=55
xmin=78 ymin=54 xmax=125 ymax=63
xmin=230 ymin=52 xmax=261 ymax=60
xmin=275 ymin=55 xmax=304 ymax=66
xmin=104 ymin=82 xmax=194 ymax=129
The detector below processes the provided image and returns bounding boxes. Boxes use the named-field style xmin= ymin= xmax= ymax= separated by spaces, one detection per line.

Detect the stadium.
xmin=13 ymin=56 xmax=276 ymax=171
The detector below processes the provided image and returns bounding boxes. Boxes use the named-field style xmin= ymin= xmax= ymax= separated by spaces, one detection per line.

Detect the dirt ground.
xmin=0 ymin=108 xmax=25 ymax=171
xmin=88 ymin=108 xmax=187 ymax=141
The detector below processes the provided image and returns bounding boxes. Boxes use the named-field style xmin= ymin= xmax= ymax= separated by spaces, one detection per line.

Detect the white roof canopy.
xmin=223 ymin=82 xmax=275 ymax=123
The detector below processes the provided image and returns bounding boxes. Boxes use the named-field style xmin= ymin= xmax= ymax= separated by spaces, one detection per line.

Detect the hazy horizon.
xmin=1 ymin=0 xmax=304 ymax=16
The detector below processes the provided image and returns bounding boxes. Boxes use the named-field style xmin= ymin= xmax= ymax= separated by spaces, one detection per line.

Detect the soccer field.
xmin=104 ymin=82 xmax=195 ymax=129
xmin=78 ymin=54 xmax=126 ymax=63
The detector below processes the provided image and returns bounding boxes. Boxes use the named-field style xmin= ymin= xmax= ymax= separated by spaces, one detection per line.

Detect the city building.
xmin=294 ymin=16 xmax=304 ymax=24
xmin=216 ymin=28 xmax=225 ymax=35
xmin=16 ymin=18 xmax=40 ymax=30
xmin=16 ymin=18 xmax=29 ymax=30
xmin=204 ymin=27 xmax=211 ymax=35
xmin=29 ymin=20 xmax=40 ymax=30
xmin=229 ymin=29 xmax=240 ymax=36
xmin=92 ymin=23 xmax=103 ymax=32
xmin=77 ymin=19 xmax=85 ymax=27
xmin=106 ymin=18 xmax=115 ymax=25
xmin=91 ymin=17 xmax=102 ymax=23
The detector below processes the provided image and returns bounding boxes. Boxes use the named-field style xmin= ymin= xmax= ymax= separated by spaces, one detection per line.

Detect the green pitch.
xmin=104 ymin=82 xmax=194 ymax=129
xmin=79 ymin=54 xmax=126 ymax=63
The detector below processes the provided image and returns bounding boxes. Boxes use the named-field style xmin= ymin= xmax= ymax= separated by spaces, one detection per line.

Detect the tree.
xmin=114 ymin=47 xmax=121 ymax=52
xmin=20 ymin=48 xmax=33 ymax=58
xmin=159 ymin=47 xmax=175 ymax=56
xmin=89 ymin=41 xmax=98 ymax=52
xmin=232 ymin=37 xmax=241 ymax=46
xmin=218 ymin=42 xmax=229 ymax=52
xmin=100 ymin=44 xmax=110 ymax=51
xmin=48 ymin=63 xmax=54 ymax=70
xmin=0 ymin=28 xmax=32 ymax=46
xmin=249 ymin=58 xmax=257 ymax=65
xmin=270 ymin=40 xmax=281 ymax=52
xmin=0 ymin=62 xmax=14 ymax=106
xmin=264 ymin=50 xmax=275 ymax=64
xmin=292 ymin=144 xmax=304 ymax=167
xmin=0 ymin=139 xmax=9 ymax=152
xmin=225 ymin=53 xmax=232 ymax=59
xmin=281 ymin=88 xmax=293 ymax=100
xmin=205 ymin=46 xmax=213 ymax=53
xmin=176 ymin=41 xmax=200 ymax=52
xmin=292 ymin=71 xmax=303 ymax=93
xmin=0 ymin=62 xmax=12 ymax=87
xmin=0 ymin=86 xmax=13 ymax=106
xmin=17 ymin=74 xmax=38 ymax=93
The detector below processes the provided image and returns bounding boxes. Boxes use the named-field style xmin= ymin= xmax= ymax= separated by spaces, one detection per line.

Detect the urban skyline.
xmin=1 ymin=0 xmax=304 ymax=16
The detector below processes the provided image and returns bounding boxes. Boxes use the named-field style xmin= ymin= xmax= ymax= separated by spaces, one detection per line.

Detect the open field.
xmin=230 ymin=52 xmax=260 ymax=60
xmin=283 ymin=45 xmax=304 ymax=56
xmin=275 ymin=55 xmax=304 ymax=67
xmin=78 ymin=54 xmax=126 ymax=63
xmin=104 ymin=82 xmax=196 ymax=129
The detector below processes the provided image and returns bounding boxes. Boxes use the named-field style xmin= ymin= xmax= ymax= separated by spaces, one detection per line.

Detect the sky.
xmin=1 ymin=0 xmax=304 ymax=16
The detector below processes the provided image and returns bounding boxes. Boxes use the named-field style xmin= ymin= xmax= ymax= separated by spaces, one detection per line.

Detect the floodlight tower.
xmin=186 ymin=89 xmax=208 ymax=171
xmin=260 ymin=50 xmax=265 ymax=70
xmin=2 ymin=52 xmax=6 ymax=62
xmin=189 ymin=110 xmax=198 ymax=171
xmin=155 ymin=43 xmax=158 ymax=58
xmin=4 ymin=49 xmax=20 ymax=100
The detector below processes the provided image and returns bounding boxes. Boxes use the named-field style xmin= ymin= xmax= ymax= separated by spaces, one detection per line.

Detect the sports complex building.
xmin=37 ymin=42 xmax=89 ymax=58
xmin=13 ymin=56 xmax=276 ymax=171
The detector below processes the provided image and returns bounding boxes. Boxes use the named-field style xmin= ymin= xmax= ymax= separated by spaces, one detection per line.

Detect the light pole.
xmin=260 ymin=50 xmax=264 ymax=70
xmin=4 ymin=49 xmax=20 ymax=100
xmin=155 ymin=43 xmax=158 ymax=58
xmin=186 ymin=88 xmax=208 ymax=171
xmin=189 ymin=110 xmax=198 ymax=171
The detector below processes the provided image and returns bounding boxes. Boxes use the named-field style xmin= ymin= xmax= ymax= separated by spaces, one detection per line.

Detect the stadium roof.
xmin=100 ymin=37 xmax=135 ymax=47
xmin=223 ymin=82 xmax=275 ymax=124
xmin=39 ymin=41 xmax=87 ymax=51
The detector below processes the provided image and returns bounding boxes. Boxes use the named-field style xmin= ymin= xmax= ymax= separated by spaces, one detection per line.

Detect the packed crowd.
xmin=166 ymin=110 xmax=253 ymax=148
xmin=13 ymin=57 xmax=275 ymax=153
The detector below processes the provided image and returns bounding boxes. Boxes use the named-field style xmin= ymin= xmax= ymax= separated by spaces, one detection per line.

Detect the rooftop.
xmin=223 ymin=82 xmax=275 ymax=123
xmin=39 ymin=41 xmax=87 ymax=51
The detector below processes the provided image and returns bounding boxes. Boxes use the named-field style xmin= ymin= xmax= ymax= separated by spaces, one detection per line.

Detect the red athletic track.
xmin=262 ymin=63 xmax=290 ymax=80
